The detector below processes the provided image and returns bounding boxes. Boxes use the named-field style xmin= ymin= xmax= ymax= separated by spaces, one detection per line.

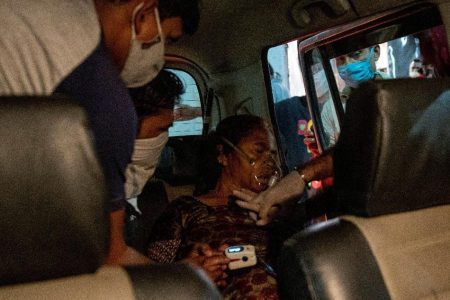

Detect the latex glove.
xmin=233 ymin=171 xmax=305 ymax=226
xmin=232 ymin=188 xmax=279 ymax=222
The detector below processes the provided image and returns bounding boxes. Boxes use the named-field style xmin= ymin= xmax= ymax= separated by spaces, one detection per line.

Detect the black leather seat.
xmin=0 ymin=96 xmax=220 ymax=299
xmin=278 ymin=79 xmax=450 ymax=299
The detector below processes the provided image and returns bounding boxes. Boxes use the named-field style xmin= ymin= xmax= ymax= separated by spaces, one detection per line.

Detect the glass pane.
xmin=322 ymin=24 xmax=450 ymax=145
xmin=268 ymin=42 xmax=306 ymax=102
xmin=267 ymin=42 xmax=311 ymax=172
xmin=310 ymin=49 xmax=338 ymax=149
xmin=167 ymin=69 xmax=203 ymax=137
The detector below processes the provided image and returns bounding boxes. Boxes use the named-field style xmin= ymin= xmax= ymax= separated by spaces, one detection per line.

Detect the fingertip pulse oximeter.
xmin=225 ymin=245 xmax=257 ymax=270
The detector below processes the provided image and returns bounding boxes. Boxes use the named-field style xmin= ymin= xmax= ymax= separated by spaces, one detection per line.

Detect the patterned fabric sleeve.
xmin=146 ymin=199 xmax=185 ymax=263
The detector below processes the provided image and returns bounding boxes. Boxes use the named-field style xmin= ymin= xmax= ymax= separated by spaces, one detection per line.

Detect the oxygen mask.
xmin=220 ymin=137 xmax=281 ymax=189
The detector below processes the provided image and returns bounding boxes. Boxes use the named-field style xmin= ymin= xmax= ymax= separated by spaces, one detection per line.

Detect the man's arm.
xmin=107 ymin=209 xmax=151 ymax=265
xmin=54 ymin=41 xmax=148 ymax=265
xmin=299 ymin=148 xmax=334 ymax=183
xmin=174 ymin=104 xmax=202 ymax=121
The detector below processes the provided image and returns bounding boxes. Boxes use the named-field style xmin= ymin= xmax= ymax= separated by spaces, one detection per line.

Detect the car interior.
xmin=1 ymin=0 xmax=450 ymax=298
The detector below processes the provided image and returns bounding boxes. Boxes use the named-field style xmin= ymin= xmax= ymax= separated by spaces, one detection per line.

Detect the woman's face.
xmin=223 ymin=127 xmax=278 ymax=193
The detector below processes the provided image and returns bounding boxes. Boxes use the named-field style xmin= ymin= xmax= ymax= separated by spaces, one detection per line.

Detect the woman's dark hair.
xmin=128 ymin=69 xmax=184 ymax=118
xmin=194 ymin=114 xmax=267 ymax=195
xmin=214 ymin=114 xmax=267 ymax=155
xmin=159 ymin=0 xmax=201 ymax=35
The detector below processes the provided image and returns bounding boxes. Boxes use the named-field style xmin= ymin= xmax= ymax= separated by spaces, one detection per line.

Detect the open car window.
xmin=304 ymin=5 xmax=450 ymax=150
xmin=267 ymin=43 xmax=312 ymax=173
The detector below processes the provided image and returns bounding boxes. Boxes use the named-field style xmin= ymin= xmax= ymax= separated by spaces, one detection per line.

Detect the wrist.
xmin=295 ymin=169 xmax=310 ymax=189
xmin=300 ymin=174 xmax=309 ymax=188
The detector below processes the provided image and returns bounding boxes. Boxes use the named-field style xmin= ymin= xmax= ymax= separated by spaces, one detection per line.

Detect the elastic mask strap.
xmin=365 ymin=47 xmax=375 ymax=64
xmin=220 ymin=136 xmax=256 ymax=166
xmin=153 ymin=7 xmax=163 ymax=44
xmin=140 ymin=8 xmax=163 ymax=48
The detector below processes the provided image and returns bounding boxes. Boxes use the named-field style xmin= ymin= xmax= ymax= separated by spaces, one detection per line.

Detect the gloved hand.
xmin=233 ymin=171 xmax=306 ymax=226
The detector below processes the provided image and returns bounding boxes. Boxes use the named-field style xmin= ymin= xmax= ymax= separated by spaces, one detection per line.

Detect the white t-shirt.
xmin=0 ymin=0 xmax=100 ymax=95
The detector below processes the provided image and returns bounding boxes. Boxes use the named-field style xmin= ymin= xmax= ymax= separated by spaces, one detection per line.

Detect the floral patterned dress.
xmin=146 ymin=196 xmax=278 ymax=299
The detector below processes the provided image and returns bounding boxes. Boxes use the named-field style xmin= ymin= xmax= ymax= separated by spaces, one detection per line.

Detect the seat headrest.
xmin=0 ymin=96 xmax=109 ymax=286
xmin=334 ymin=79 xmax=450 ymax=216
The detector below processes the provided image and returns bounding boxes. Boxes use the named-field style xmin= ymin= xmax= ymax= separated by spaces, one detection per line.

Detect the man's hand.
xmin=106 ymin=209 xmax=151 ymax=265
xmin=174 ymin=105 xmax=202 ymax=121
xmin=233 ymin=171 xmax=306 ymax=226
xmin=182 ymin=243 xmax=230 ymax=287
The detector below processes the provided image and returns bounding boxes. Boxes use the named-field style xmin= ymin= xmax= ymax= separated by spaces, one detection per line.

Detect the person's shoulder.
xmin=0 ymin=0 xmax=101 ymax=94
xmin=2 ymin=0 xmax=100 ymax=45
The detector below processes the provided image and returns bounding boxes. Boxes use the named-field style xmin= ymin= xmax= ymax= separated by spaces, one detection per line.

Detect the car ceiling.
xmin=165 ymin=0 xmax=424 ymax=76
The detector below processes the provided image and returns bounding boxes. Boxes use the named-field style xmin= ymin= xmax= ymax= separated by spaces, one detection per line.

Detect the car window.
xmin=166 ymin=69 xmax=203 ymax=137
xmin=267 ymin=42 xmax=312 ymax=173
xmin=305 ymin=7 xmax=450 ymax=150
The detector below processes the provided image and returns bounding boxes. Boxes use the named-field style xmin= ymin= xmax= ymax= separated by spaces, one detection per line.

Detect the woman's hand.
xmin=182 ymin=243 xmax=230 ymax=287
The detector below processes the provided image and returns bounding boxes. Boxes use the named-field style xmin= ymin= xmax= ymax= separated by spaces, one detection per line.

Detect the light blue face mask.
xmin=338 ymin=47 xmax=375 ymax=88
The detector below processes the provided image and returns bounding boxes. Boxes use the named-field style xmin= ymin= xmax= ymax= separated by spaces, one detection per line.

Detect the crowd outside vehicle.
xmin=146 ymin=115 xmax=281 ymax=299
xmin=0 ymin=0 xmax=200 ymax=265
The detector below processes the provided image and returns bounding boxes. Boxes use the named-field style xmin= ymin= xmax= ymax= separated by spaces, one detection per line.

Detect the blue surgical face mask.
xmin=338 ymin=47 xmax=375 ymax=88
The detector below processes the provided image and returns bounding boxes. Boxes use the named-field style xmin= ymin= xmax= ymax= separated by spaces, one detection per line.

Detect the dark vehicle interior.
xmin=1 ymin=0 xmax=450 ymax=298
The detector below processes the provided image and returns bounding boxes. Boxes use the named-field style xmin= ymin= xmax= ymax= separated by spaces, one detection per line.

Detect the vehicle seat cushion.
xmin=278 ymin=219 xmax=390 ymax=300
xmin=0 ymin=266 xmax=135 ymax=299
xmin=0 ymin=96 xmax=109 ymax=285
xmin=342 ymin=204 xmax=450 ymax=300
xmin=0 ymin=264 xmax=221 ymax=300
xmin=124 ymin=264 xmax=221 ymax=300
xmin=334 ymin=79 xmax=450 ymax=216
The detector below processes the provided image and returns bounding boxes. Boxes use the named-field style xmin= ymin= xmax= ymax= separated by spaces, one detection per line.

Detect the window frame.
xmin=164 ymin=57 xmax=209 ymax=138
xmin=298 ymin=3 xmax=444 ymax=153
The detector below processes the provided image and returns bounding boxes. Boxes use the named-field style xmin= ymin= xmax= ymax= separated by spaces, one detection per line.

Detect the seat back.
xmin=0 ymin=96 xmax=220 ymax=299
xmin=0 ymin=96 xmax=109 ymax=285
xmin=278 ymin=79 xmax=450 ymax=300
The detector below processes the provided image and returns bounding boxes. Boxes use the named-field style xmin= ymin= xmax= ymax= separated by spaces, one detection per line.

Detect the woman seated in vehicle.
xmin=146 ymin=114 xmax=280 ymax=299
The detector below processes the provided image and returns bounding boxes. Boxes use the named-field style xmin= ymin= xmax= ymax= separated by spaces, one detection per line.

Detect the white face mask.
xmin=124 ymin=132 xmax=169 ymax=199
xmin=121 ymin=3 xmax=165 ymax=88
